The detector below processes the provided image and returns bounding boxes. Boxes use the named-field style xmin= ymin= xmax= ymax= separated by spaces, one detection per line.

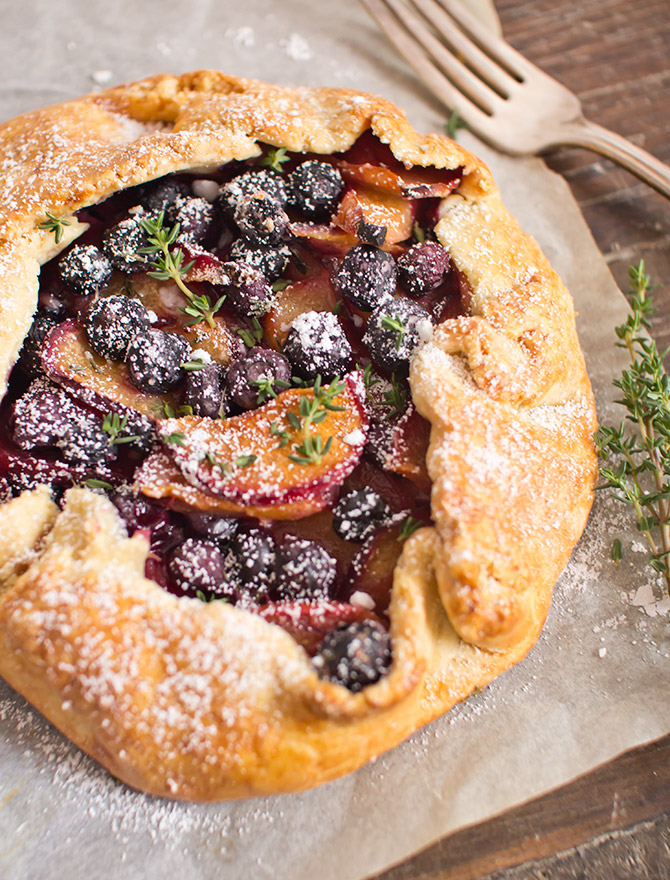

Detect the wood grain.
xmin=371 ymin=1 xmax=670 ymax=877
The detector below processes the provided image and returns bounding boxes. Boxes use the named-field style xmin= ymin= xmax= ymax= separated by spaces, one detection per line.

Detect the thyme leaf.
xmin=37 ymin=211 xmax=72 ymax=244
xmin=595 ymin=260 xmax=670 ymax=597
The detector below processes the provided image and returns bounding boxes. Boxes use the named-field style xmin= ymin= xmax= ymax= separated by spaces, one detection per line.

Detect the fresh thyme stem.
xmin=595 ymin=260 xmax=670 ymax=596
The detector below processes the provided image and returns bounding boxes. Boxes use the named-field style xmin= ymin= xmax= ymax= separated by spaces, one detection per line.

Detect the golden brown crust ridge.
xmin=0 ymin=72 xmax=597 ymax=799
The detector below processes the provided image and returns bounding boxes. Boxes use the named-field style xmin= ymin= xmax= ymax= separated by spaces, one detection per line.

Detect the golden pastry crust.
xmin=0 ymin=72 xmax=597 ymax=800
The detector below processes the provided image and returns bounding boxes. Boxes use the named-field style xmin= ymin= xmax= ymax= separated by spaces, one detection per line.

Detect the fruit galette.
xmin=0 ymin=72 xmax=597 ymax=801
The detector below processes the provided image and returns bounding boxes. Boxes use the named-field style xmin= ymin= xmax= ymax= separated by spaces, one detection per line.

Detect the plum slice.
xmin=336 ymin=161 xmax=463 ymax=199
xmin=368 ymin=404 xmax=432 ymax=493
xmin=42 ymin=321 xmax=179 ymax=420
xmin=332 ymin=186 xmax=415 ymax=246
xmin=156 ymin=372 xmax=368 ymax=506
xmin=135 ymin=451 xmax=341 ymax=520
xmin=344 ymin=519 xmax=407 ymax=615
xmin=263 ymin=270 xmax=337 ymax=348
xmin=257 ymin=600 xmax=382 ymax=655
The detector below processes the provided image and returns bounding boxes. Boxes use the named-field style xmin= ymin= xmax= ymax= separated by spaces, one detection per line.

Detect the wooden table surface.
xmin=373 ymin=1 xmax=670 ymax=877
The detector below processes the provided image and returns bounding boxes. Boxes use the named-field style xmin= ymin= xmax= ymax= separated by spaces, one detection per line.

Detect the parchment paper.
xmin=1 ymin=2 xmax=669 ymax=879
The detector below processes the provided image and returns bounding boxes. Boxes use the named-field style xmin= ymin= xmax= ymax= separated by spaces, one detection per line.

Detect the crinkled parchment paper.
xmin=1 ymin=2 xmax=669 ymax=879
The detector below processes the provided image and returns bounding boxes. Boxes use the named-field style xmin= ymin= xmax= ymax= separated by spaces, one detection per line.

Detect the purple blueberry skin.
xmin=333 ymin=244 xmax=396 ymax=311
xmin=186 ymin=511 xmax=239 ymax=543
xmin=84 ymin=295 xmax=151 ymax=362
xmin=58 ymin=244 xmax=113 ymax=297
xmin=171 ymin=196 xmax=217 ymax=245
xmin=283 ymin=310 xmax=352 ymax=381
xmin=168 ymin=538 xmax=231 ymax=597
xmin=18 ymin=315 xmax=58 ymax=378
xmin=227 ymin=527 xmax=276 ymax=603
xmin=274 ymin=535 xmax=337 ymax=601
xmin=141 ymin=178 xmax=191 ymax=214
xmin=183 ymin=364 xmax=228 ymax=418
xmin=229 ymin=239 xmax=290 ymax=282
xmin=234 ymin=193 xmax=290 ymax=246
xmin=312 ymin=620 xmax=392 ymax=692
xmin=363 ymin=297 xmax=434 ymax=373
xmin=127 ymin=329 xmax=191 ymax=393
xmin=100 ymin=217 xmax=151 ymax=274
xmin=217 ymin=170 xmax=289 ymax=214
xmin=332 ymin=489 xmax=391 ymax=542
xmin=226 ymin=347 xmax=292 ymax=410
xmin=218 ymin=261 xmax=275 ymax=317
xmin=288 ymin=160 xmax=345 ymax=220
xmin=397 ymin=241 xmax=451 ymax=297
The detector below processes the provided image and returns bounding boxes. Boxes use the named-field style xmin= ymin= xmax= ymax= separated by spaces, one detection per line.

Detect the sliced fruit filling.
xmin=2 ymin=134 xmax=467 ymax=692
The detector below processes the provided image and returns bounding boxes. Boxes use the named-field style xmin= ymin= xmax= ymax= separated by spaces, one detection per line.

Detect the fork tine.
xmin=410 ymin=0 xmax=520 ymax=96
xmin=436 ymin=0 xmax=538 ymax=82
xmin=382 ymin=0 xmax=502 ymax=113
xmin=361 ymin=0 xmax=493 ymax=130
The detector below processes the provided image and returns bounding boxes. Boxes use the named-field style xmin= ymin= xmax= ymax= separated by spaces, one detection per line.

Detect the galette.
xmin=0 ymin=72 xmax=597 ymax=801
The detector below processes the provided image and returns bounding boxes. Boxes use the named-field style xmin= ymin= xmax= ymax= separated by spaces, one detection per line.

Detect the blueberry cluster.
xmin=166 ymin=526 xmax=338 ymax=606
xmin=83 ymin=294 xmax=194 ymax=395
xmin=12 ymin=379 xmax=116 ymax=467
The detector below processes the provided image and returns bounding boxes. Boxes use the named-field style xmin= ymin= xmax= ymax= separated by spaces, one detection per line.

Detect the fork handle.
xmin=560 ymin=119 xmax=670 ymax=199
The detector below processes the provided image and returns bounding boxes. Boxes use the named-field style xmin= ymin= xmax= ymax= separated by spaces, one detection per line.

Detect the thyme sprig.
xmin=286 ymin=375 xmax=346 ymax=466
xmin=381 ymin=315 xmax=406 ymax=352
xmin=38 ymin=211 xmax=72 ymax=244
xmin=139 ymin=212 xmax=223 ymax=328
xmin=252 ymin=375 xmax=292 ymax=405
xmin=595 ymin=260 xmax=670 ymax=596
xmin=259 ymin=146 xmax=290 ymax=173
xmin=236 ymin=317 xmax=264 ymax=348
xmin=102 ymin=412 xmax=140 ymax=446
xmin=445 ymin=109 xmax=467 ymax=140
xmin=383 ymin=373 xmax=408 ymax=418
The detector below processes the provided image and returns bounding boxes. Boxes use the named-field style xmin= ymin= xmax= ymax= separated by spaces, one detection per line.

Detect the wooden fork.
xmin=361 ymin=0 xmax=670 ymax=198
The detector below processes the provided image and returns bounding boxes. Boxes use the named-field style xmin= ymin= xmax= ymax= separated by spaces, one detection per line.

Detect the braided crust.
xmin=0 ymin=73 xmax=597 ymax=800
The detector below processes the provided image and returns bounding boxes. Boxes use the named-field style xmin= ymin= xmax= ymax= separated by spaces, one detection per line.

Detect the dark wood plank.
xmin=373 ymin=1 xmax=670 ymax=877
xmin=372 ymin=735 xmax=670 ymax=880
xmin=496 ymin=0 xmax=670 ymax=353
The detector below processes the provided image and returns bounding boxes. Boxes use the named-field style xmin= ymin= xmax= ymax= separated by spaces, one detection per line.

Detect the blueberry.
xmin=57 ymin=413 xmax=117 ymax=466
xmin=227 ymin=527 xmax=276 ymax=603
xmin=171 ymin=196 xmax=216 ymax=244
xmin=313 ymin=620 xmax=392 ymax=691
xmin=274 ymin=535 xmax=337 ymax=601
xmin=12 ymin=379 xmax=79 ymax=450
xmin=58 ymin=245 xmax=113 ymax=297
xmin=234 ymin=193 xmax=289 ymax=246
xmin=219 ymin=261 xmax=274 ymax=316
xmin=332 ymin=489 xmax=391 ymax=542
xmin=283 ymin=310 xmax=352 ymax=381
xmin=119 ymin=411 xmax=156 ymax=454
xmin=111 ymin=490 xmax=166 ymax=535
xmin=187 ymin=511 xmax=239 ymax=543
xmin=18 ymin=314 xmax=57 ymax=378
xmin=218 ymin=170 xmax=289 ymax=213
xmin=363 ymin=297 xmax=434 ymax=373
xmin=288 ymin=160 xmax=344 ymax=220
xmin=183 ymin=364 xmax=228 ymax=418
xmin=101 ymin=217 xmax=151 ymax=274
xmin=84 ymin=295 xmax=151 ymax=361
xmin=356 ymin=218 xmax=387 ymax=248
xmin=127 ymin=329 xmax=190 ymax=393
xmin=226 ymin=347 xmax=291 ymax=410
xmin=141 ymin=178 xmax=190 ymax=214
xmin=397 ymin=242 xmax=451 ymax=296
xmin=333 ymin=244 xmax=396 ymax=311
xmin=169 ymin=538 xmax=234 ymax=599
xmin=229 ymin=239 xmax=291 ymax=282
